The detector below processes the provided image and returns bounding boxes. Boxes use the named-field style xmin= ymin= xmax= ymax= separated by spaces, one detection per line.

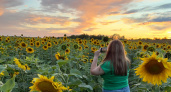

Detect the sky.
xmin=0 ymin=0 xmax=171 ymax=39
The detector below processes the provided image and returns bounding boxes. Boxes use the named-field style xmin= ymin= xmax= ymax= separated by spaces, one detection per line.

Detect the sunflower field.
xmin=0 ymin=35 xmax=171 ymax=92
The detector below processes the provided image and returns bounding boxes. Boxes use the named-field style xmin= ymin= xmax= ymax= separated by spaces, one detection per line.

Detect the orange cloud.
xmin=0 ymin=8 xmax=4 ymax=16
xmin=25 ymin=15 xmax=71 ymax=26
xmin=70 ymin=0 xmax=133 ymax=33
xmin=100 ymin=20 xmax=119 ymax=25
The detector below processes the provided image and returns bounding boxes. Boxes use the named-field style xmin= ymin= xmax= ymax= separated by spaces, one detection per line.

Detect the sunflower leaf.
xmin=57 ymin=60 xmax=69 ymax=67
xmin=78 ymin=83 xmax=93 ymax=90
xmin=69 ymin=69 xmax=82 ymax=78
xmin=0 ymin=65 xmax=6 ymax=73
xmin=0 ymin=75 xmax=15 ymax=92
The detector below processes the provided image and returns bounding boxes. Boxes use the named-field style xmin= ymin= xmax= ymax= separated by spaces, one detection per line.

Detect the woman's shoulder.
xmin=101 ymin=60 xmax=111 ymax=66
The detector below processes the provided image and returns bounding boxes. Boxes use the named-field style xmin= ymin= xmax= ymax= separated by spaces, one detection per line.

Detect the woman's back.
xmin=100 ymin=61 xmax=130 ymax=90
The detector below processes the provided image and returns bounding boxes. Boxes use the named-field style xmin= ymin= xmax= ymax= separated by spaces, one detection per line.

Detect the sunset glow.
xmin=0 ymin=0 xmax=171 ymax=39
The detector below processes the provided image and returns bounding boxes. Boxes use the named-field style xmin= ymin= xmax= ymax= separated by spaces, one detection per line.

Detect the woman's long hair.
xmin=102 ymin=39 xmax=130 ymax=76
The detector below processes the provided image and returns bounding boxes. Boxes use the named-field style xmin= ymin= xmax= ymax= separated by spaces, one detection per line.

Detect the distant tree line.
xmin=63 ymin=34 xmax=109 ymax=40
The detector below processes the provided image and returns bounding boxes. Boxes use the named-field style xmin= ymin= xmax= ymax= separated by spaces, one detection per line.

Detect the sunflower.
xmin=14 ymin=58 xmax=30 ymax=71
xmin=129 ymin=46 xmax=132 ymax=49
xmin=152 ymin=43 xmax=156 ymax=46
xmin=41 ymin=41 xmax=45 ymax=45
xmin=78 ymin=40 xmax=82 ymax=44
xmin=0 ymin=38 xmax=2 ymax=41
xmin=35 ymin=41 xmax=40 ymax=47
xmin=156 ymin=51 xmax=159 ymax=56
xmin=90 ymin=59 xmax=93 ymax=63
xmin=147 ymin=46 xmax=155 ymax=52
xmin=167 ymin=45 xmax=170 ymax=49
xmin=82 ymin=58 xmax=88 ymax=63
xmin=47 ymin=42 xmax=52 ymax=47
xmin=67 ymin=44 xmax=70 ymax=47
xmin=30 ymin=42 xmax=34 ymax=46
xmin=106 ymin=42 xmax=109 ymax=46
xmin=65 ymin=48 xmax=70 ymax=54
xmin=142 ymin=44 xmax=149 ymax=51
xmin=0 ymin=71 xmax=4 ymax=76
xmin=162 ymin=43 xmax=166 ymax=47
xmin=163 ymin=47 xmax=167 ymax=51
xmin=100 ymin=44 xmax=105 ymax=47
xmin=138 ymin=41 xmax=143 ymax=45
xmin=55 ymin=52 xmax=60 ymax=60
xmin=91 ymin=47 xmax=96 ymax=51
xmin=26 ymin=47 xmax=34 ymax=53
xmin=83 ymin=40 xmax=87 ymax=44
xmin=29 ymin=74 xmax=70 ymax=92
xmin=43 ymin=45 xmax=48 ymax=50
xmin=30 ymin=39 xmax=33 ymax=42
xmin=61 ymin=44 xmax=67 ymax=50
xmin=133 ymin=46 xmax=137 ymax=50
xmin=74 ymin=44 xmax=79 ymax=49
xmin=24 ymin=64 xmax=31 ymax=70
xmin=78 ymin=46 xmax=82 ymax=51
xmin=53 ymin=41 xmax=58 ymax=45
xmin=63 ymin=36 xmax=67 ymax=41
xmin=84 ymin=45 xmax=89 ymax=49
xmin=91 ymin=38 xmax=94 ymax=42
xmin=96 ymin=42 xmax=100 ymax=45
xmin=5 ymin=39 xmax=9 ymax=43
xmin=123 ymin=40 xmax=128 ymax=44
xmin=156 ymin=44 xmax=161 ymax=48
xmin=43 ymin=38 xmax=47 ymax=42
xmin=134 ymin=52 xmax=171 ymax=85
xmin=164 ymin=52 xmax=171 ymax=59
xmin=93 ymin=41 xmax=97 ymax=45
xmin=20 ymin=42 xmax=27 ymax=48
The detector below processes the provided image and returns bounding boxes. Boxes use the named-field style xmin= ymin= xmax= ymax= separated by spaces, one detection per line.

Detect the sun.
xmin=167 ymin=31 xmax=171 ymax=39
xmin=167 ymin=31 xmax=171 ymax=33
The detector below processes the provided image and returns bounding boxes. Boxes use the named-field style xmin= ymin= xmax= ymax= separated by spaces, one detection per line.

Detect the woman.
xmin=90 ymin=39 xmax=130 ymax=92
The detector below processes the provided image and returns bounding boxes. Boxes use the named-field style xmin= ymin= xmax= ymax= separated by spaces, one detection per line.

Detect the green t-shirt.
xmin=100 ymin=61 xmax=130 ymax=90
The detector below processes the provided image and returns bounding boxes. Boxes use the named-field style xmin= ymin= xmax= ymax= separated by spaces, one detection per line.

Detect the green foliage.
xmin=0 ymin=76 xmax=15 ymax=92
xmin=0 ymin=35 xmax=171 ymax=92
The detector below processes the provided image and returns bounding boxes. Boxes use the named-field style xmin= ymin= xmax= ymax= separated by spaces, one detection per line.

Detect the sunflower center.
xmin=66 ymin=49 xmax=69 ymax=52
xmin=28 ymin=48 xmax=32 ymax=51
xmin=44 ymin=46 xmax=47 ymax=48
xmin=145 ymin=59 xmax=165 ymax=74
xmin=143 ymin=45 xmax=148 ymax=50
xmin=22 ymin=43 xmax=26 ymax=47
xmin=37 ymin=81 xmax=57 ymax=92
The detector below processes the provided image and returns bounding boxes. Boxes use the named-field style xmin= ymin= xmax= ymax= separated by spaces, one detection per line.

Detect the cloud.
xmin=100 ymin=20 xmax=119 ymax=25
xmin=0 ymin=0 xmax=24 ymax=8
xmin=155 ymin=3 xmax=171 ymax=9
xmin=0 ymin=0 xmax=24 ymax=16
xmin=0 ymin=9 xmax=75 ymax=37
xmin=150 ymin=17 xmax=171 ymax=22
xmin=0 ymin=8 xmax=4 ymax=16
xmin=111 ymin=28 xmax=123 ymax=31
xmin=25 ymin=15 xmax=71 ymax=26
xmin=40 ymin=0 xmax=134 ymax=33
xmin=0 ymin=11 xmax=27 ymax=27
xmin=149 ymin=25 xmax=169 ymax=30
xmin=123 ymin=11 xmax=171 ymax=25
xmin=84 ymin=28 xmax=98 ymax=31
xmin=122 ymin=3 xmax=171 ymax=14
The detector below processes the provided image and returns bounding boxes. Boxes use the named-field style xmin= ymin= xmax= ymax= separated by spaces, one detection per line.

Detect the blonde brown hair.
xmin=102 ymin=39 xmax=130 ymax=76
